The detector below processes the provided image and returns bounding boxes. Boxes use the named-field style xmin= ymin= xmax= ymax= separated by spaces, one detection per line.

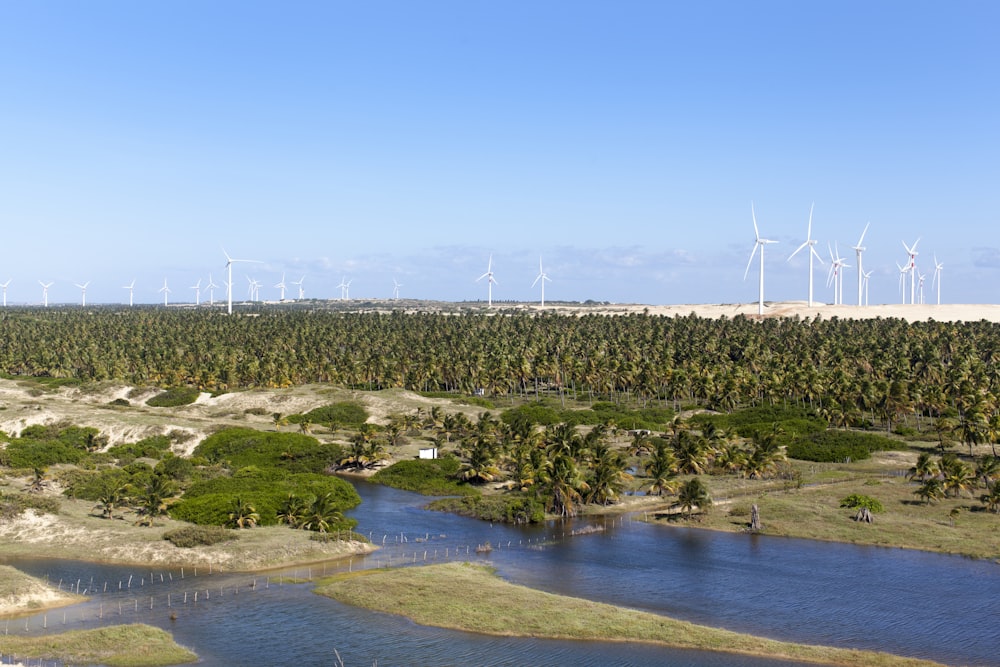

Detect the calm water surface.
xmin=3 ymin=480 xmax=997 ymax=666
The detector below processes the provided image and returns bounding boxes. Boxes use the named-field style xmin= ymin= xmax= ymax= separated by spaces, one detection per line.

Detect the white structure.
xmin=902 ymin=238 xmax=920 ymax=305
xmin=159 ymin=278 xmax=171 ymax=306
xmin=896 ymin=262 xmax=910 ymax=304
xmin=418 ymin=447 xmax=439 ymax=460
xmin=39 ymin=281 xmax=53 ymax=307
xmin=123 ymin=279 xmax=135 ymax=307
xmin=787 ymin=203 xmax=823 ymax=308
xmin=223 ymin=249 xmax=261 ymax=315
xmin=74 ymin=281 xmax=90 ymax=307
xmin=337 ymin=277 xmax=352 ymax=300
xmin=826 ymin=244 xmax=849 ymax=306
xmin=476 ymin=255 xmax=499 ymax=307
xmin=932 ymin=256 xmax=944 ymax=305
xmin=852 ymin=222 xmax=870 ymax=306
xmin=392 ymin=278 xmax=402 ymax=300
xmin=191 ymin=278 xmax=202 ymax=305
xmin=292 ymin=275 xmax=305 ymax=300
xmin=532 ymin=256 xmax=552 ymax=307
xmin=0 ymin=279 xmax=9 ymax=307
xmin=275 ymin=273 xmax=287 ymax=301
xmin=743 ymin=203 xmax=778 ymax=316
xmin=206 ymin=275 xmax=218 ymax=306
xmin=862 ymin=270 xmax=873 ymax=306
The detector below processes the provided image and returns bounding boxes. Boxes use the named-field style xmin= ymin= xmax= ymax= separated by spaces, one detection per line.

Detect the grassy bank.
xmin=0 ymin=624 xmax=196 ymax=666
xmin=316 ymin=562 xmax=944 ymax=667
xmin=685 ymin=462 xmax=1000 ymax=561
xmin=0 ymin=565 xmax=82 ymax=617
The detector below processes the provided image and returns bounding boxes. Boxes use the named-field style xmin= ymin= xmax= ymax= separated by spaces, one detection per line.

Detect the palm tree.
xmin=227 ymin=497 xmax=259 ymax=529
xmin=644 ymin=441 xmax=678 ymax=496
xmin=300 ymin=493 xmax=343 ymax=533
xmin=980 ymin=485 xmax=1000 ymax=514
xmin=975 ymin=455 xmax=1000 ymax=489
xmin=133 ymin=474 xmax=177 ymax=526
xmin=915 ymin=478 xmax=944 ymax=505
xmin=940 ymin=455 xmax=975 ymax=498
xmin=586 ymin=444 xmax=632 ymax=506
xmin=908 ymin=451 xmax=938 ymax=482
xmin=538 ymin=453 xmax=589 ymax=518
xmin=277 ymin=493 xmax=308 ymax=527
xmin=95 ymin=477 xmax=130 ymax=519
xmin=674 ymin=478 xmax=711 ymax=519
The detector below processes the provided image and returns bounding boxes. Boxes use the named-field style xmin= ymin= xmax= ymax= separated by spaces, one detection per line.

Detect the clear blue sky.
xmin=1 ymin=1 xmax=998 ymax=306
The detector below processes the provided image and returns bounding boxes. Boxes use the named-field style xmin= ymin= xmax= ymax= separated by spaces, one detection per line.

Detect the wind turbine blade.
xmin=807 ymin=202 xmax=814 ymax=239
xmin=750 ymin=202 xmax=760 ymax=241
xmin=857 ymin=221 xmax=870 ymax=246
xmin=788 ymin=240 xmax=809 ymax=261
xmin=532 ymin=275 xmax=541 ymax=287
xmin=743 ymin=243 xmax=759 ymax=281
xmin=809 ymin=246 xmax=825 ymax=264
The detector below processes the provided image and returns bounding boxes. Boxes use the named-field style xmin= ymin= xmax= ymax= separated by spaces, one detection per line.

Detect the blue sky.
xmin=1 ymin=1 xmax=998 ymax=306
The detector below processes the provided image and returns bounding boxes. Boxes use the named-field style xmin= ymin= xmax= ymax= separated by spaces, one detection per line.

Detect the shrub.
xmin=427 ymin=494 xmax=544 ymax=524
xmin=501 ymin=404 xmax=562 ymax=428
xmin=193 ymin=428 xmax=343 ymax=473
xmin=244 ymin=407 xmax=268 ymax=416
xmin=0 ymin=492 xmax=61 ymax=518
xmin=286 ymin=402 xmax=368 ymax=428
xmin=163 ymin=526 xmax=238 ymax=548
xmin=787 ymin=431 xmax=904 ymax=463
xmin=1 ymin=425 xmax=101 ymax=468
xmin=108 ymin=398 xmax=130 ymax=407
xmin=371 ymin=457 xmax=477 ymax=496
xmin=108 ymin=435 xmax=173 ymax=461
xmin=147 ymin=387 xmax=201 ymax=408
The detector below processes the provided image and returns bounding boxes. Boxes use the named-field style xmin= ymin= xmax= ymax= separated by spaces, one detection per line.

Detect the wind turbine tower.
xmin=123 ymin=280 xmax=135 ymax=307
xmin=206 ymin=275 xmax=218 ymax=306
xmin=852 ymin=222 xmax=870 ymax=306
xmin=191 ymin=278 xmax=202 ymax=306
xmin=476 ymin=255 xmax=499 ymax=307
xmin=392 ymin=279 xmax=402 ymax=300
xmin=74 ymin=281 xmax=90 ymax=307
xmin=744 ymin=204 xmax=778 ymax=316
xmin=275 ymin=273 xmax=287 ymax=301
xmin=532 ymin=256 xmax=552 ymax=307
xmin=862 ymin=270 xmax=872 ymax=307
xmin=787 ymin=203 xmax=823 ymax=308
xmin=902 ymin=239 xmax=920 ymax=305
xmin=39 ymin=281 xmax=53 ymax=307
xmin=159 ymin=279 xmax=171 ymax=306
xmin=223 ymin=249 xmax=261 ymax=315
xmin=291 ymin=275 xmax=305 ymax=300
xmin=896 ymin=263 xmax=909 ymax=305
xmin=932 ymin=256 xmax=944 ymax=305
xmin=0 ymin=280 xmax=9 ymax=307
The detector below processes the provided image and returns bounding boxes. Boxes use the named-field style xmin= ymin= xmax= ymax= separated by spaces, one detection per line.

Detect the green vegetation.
xmin=788 ymin=431 xmax=906 ymax=463
xmin=0 ymin=624 xmax=197 ymax=666
xmin=194 ymin=428 xmax=343 ymax=473
xmin=316 ymin=563 xmax=943 ymax=667
xmin=0 ymin=424 xmax=104 ymax=469
xmin=427 ymin=494 xmax=544 ymax=524
xmin=371 ymin=457 xmax=478 ymax=496
xmin=502 ymin=402 xmax=674 ymax=431
xmin=146 ymin=387 xmax=201 ymax=407
xmin=162 ymin=525 xmax=238 ymax=548
xmin=287 ymin=401 xmax=368 ymax=427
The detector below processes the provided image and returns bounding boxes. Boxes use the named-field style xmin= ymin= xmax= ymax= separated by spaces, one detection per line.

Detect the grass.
xmin=0 ymin=624 xmax=196 ymax=666
xmin=316 ymin=562 xmax=944 ymax=667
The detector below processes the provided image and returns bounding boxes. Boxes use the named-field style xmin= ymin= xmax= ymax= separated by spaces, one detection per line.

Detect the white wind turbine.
xmin=246 ymin=276 xmax=261 ymax=302
xmin=223 ymin=249 xmax=261 ymax=315
xmin=275 ymin=273 xmax=287 ymax=301
xmin=932 ymin=256 xmax=944 ymax=305
xmin=74 ymin=281 xmax=90 ymax=307
xmin=123 ymin=279 xmax=135 ymax=307
xmin=392 ymin=278 xmax=402 ymax=300
xmin=191 ymin=278 xmax=202 ymax=306
xmin=206 ymin=275 xmax=218 ymax=306
xmin=532 ymin=256 xmax=551 ymax=307
xmin=896 ymin=262 xmax=910 ymax=305
xmin=0 ymin=279 xmax=10 ymax=307
xmin=852 ymin=222 xmax=870 ymax=306
xmin=902 ymin=238 xmax=920 ymax=305
xmin=159 ymin=278 xmax=171 ymax=306
xmin=826 ymin=244 xmax=849 ymax=305
xmin=39 ymin=281 xmax=53 ymax=307
xmin=476 ymin=254 xmax=499 ymax=307
xmin=291 ymin=275 xmax=305 ymax=300
xmin=862 ymin=270 xmax=873 ymax=307
xmin=744 ymin=203 xmax=778 ymax=316
xmin=787 ymin=203 xmax=824 ymax=307
xmin=918 ymin=272 xmax=926 ymax=305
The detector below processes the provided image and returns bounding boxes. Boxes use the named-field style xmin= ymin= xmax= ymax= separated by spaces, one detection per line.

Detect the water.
xmin=3 ymin=480 xmax=998 ymax=666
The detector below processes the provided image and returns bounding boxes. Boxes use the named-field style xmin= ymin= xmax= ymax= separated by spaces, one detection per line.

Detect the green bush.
xmin=193 ymin=428 xmax=343 ymax=473
xmin=692 ymin=406 xmax=825 ymax=438
xmin=371 ymin=457 xmax=477 ymax=496
xmin=560 ymin=402 xmax=674 ymax=430
xmin=286 ymin=402 xmax=368 ymax=427
xmin=427 ymin=494 xmax=544 ymax=524
xmin=1 ymin=424 xmax=100 ymax=468
xmin=108 ymin=398 xmax=130 ymax=407
xmin=787 ymin=431 xmax=905 ymax=463
xmin=0 ymin=492 xmax=61 ymax=518
xmin=501 ymin=404 xmax=562 ymax=428
xmin=163 ymin=525 xmax=238 ymax=548
xmin=108 ymin=435 xmax=173 ymax=461
xmin=840 ymin=494 xmax=884 ymax=513
xmin=62 ymin=468 xmax=132 ymax=501
xmin=147 ymin=387 xmax=201 ymax=407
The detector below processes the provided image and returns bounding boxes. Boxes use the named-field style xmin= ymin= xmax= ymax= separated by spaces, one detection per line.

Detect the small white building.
xmin=418 ymin=447 xmax=438 ymax=460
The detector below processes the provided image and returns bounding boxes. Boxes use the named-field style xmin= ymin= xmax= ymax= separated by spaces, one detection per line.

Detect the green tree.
xmin=674 ymin=478 xmax=711 ymax=519
xmin=227 ymin=496 xmax=260 ymax=529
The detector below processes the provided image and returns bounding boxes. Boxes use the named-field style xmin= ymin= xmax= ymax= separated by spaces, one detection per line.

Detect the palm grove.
xmin=0 ymin=309 xmax=998 ymax=527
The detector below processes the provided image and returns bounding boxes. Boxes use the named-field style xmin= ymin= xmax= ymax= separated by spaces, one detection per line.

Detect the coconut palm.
xmin=975 ymin=455 xmax=1000 ymax=489
xmin=277 ymin=493 xmax=308 ymax=527
xmin=908 ymin=452 xmax=938 ymax=482
xmin=227 ymin=497 xmax=259 ymax=529
xmin=940 ymin=455 xmax=975 ymax=498
xmin=95 ymin=477 xmax=130 ymax=519
xmin=586 ymin=444 xmax=632 ymax=506
xmin=132 ymin=474 xmax=177 ymax=526
xmin=674 ymin=478 xmax=711 ymax=519
xmin=980 ymin=485 xmax=1000 ymax=513
xmin=915 ymin=478 xmax=944 ymax=505
xmin=538 ymin=453 xmax=589 ymax=518
xmin=300 ymin=493 xmax=344 ymax=533
xmin=644 ymin=441 xmax=678 ymax=496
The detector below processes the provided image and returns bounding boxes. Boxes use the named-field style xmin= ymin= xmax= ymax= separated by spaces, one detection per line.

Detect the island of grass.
xmin=0 ymin=624 xmax=196 ymax=666
xmin=316 ymin=562 xmax=943 ymax=667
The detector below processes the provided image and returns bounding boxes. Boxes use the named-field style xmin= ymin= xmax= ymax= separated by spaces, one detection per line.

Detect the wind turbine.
xmin=223 ymin=249 xmax=261 ymax=315
xmin=902 ymin=238 xmax=920 ymax=305
xmin=191 ymin=278 xmax=202 ymax=306
xmin=39 ymin=281 xmax=53 ymax=307
xmin=852 ymin=222 xmax=870 ymax=306
xmin=476 ymin=254 xmax=499 ymax=307
xmin=744 ymin=203 xmax=778 ymax=316
xmin=862 ymin=270 xmax=873 ymax=307
xmin=532 ymin=256 xmax=551 ymax=307
xmin=275 ymin=273 xmax=287 ymax=301
xmin=246 ymin=276 xmax=261 ymax=302
xmin=826 ymin=244 xmax=849 ymax=305
xmin=787 ymin=203 xmax=824 ymax=307
xmin=123 ymin=279 xmax=135 ymax=307
xmin=392 ymin=278 xmax=402 ymax=300
xmin=291 ymin=275 xmax=305 ymax=300
xmin=932 ymin=256 xmax=944 ymax=305
xmin=896 ymin=262 xmax=910 ymax=304
xmin=206 ymin=275 xmax=218 ymax=306
xmin=344 ymin=279 xmax=352 ymax=300
xmin=0 ymin=279 xmax=10 ymax=307
xmin=74 ymin=281 xmax=90 ymax=307
xmin=917 ymin=272 xmax=926 ymax=305
xmin=159 ymin=278 xmax=171 ymax=306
